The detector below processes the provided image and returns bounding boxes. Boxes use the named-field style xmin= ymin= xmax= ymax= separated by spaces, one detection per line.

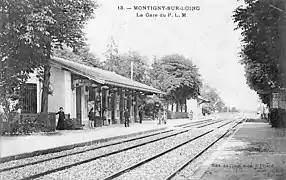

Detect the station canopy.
xmin=51 ymin=57 xmax=165 ymax=95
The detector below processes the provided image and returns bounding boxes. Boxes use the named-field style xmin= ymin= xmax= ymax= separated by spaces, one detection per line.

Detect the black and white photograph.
xmin=0 ymin=0 xmax=286 ymax=179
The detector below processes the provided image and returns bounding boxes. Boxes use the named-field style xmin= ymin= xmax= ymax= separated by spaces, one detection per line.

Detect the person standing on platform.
xmin=265 ymin=107 xmax=269 ymax=121
xmin=56 ymin=107 xmax=65 ymax=130
xmin=88 ymin=107 xmax=95 ymax=128
xmin=107 ymin=110 xmax=111 ymax=125
xmin=157 ymin=108 xmax=162 ymax=125
xmin=163 ymin=108 xmax=167 ymax=124
xmin=94 ymin=108 xmax=100 ymax=127
xmin=124 ymin=108 xmax=130 ymax=127
xmin=139 ymin=107 xmax=143 ymax=124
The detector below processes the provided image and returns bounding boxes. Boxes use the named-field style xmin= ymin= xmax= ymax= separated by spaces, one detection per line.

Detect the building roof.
xmin=51 ymin=57 xmax=165 ymax=94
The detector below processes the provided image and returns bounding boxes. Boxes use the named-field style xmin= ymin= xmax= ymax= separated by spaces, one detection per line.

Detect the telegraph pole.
xmin=131 ymin=60 xmax=134 ymax=80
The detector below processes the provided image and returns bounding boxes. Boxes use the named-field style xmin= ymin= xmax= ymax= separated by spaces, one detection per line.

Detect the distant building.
xmin=186 ymin=96 xmax=211 ymax=118
xmin=166 ymin=96 xmax=210 ymax=119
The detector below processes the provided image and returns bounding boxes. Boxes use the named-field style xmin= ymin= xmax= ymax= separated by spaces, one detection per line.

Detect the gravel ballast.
xmin=114 ymin=121 xmax=236 ymax=180
xmin=0 ymin=129 xmax=186 ymax=180
xmin=0 ymin=129 xmax=173 ymax=170
xmin=35 ymin=129 xmax=206 ymax=180
xmin=173 ymin=122 xmax=242 ymax=180
xmin=0 ymin=120 xmax=230 ymax=180
xmin=34 ymin=121 xmax=230 ymax=180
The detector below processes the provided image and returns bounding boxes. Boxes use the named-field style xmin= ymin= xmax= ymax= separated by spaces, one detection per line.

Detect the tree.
xmin=0 ymin=0 xmax=98 ymax=116
xmin=201 ymin=84 xmax=226 ymax=112
xmin=233 ymin=0 xmax=283 ymax=107
xmin=53 ymin=46 xmax=101 ymax=67
xmin=0 ymin=59 xmax=28 ymax=122
xmin=143 ymin=94 xmax=164 ymax=117
xmin=149 ymin=54 xmax=202 ymax=111
xmin=148 ymin=56 xmax=180 ymax=104
xmin=102 ymin=48 xmax=149 ymax=83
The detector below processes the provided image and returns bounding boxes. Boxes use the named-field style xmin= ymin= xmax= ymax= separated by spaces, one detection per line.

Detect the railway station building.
xmin=23 ymin=57 xmax=164 ymax=127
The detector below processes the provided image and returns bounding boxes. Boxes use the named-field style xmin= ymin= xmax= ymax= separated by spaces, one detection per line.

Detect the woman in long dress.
xmin=56 ymin=107 xmax=65 ymax=130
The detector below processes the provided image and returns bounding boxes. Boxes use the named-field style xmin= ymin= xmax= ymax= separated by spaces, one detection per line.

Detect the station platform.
xmin=0 ymin=117 xmax=212 ymax=162
xmin=193 ymin=118 xmax=286 ymax=180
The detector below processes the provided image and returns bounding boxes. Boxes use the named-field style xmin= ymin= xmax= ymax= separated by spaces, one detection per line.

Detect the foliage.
xmin=222 ymin=107 xmax=229 ymax=112
xmin=149 ymin=54 xmax=202 ymax=105
xmin=202 ymin=107 xmax=211 ymax=116
xmin=0 ymin=0 xmax=98 ymax=115
xmin=0 ymin=60 xmax=27 ymax=122
xmin=269 ymin=108 xmax=286 ymax=128
xmin=230 ymin=107 xmax=239 ymax=112
xmin=53 ymin=46 xmax=101 ymax=67
xmin=148 ymin=56 xmax=179 ymax=103
xmin=233 ymin=0 xmax=284 ymax=106
xmin=102 ymin=45 xmax=149 ymax=84
xmin=1 ymin=112 xmax=56 ymax=135
xmin=258 ymin=93 xmax=271 ymax=106
xmin=142 ymin=95 xmax=164 ymax=117
xmin=201 ymin=84 xmax=226 ymax=112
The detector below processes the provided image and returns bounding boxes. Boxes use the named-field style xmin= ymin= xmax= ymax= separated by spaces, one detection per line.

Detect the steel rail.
xmin=197 ymin=120 xmax=224 ymax=128
xmin=102 ymin=120 xmax=235 ymax=180
xmin=174 ymin=119 xmax=212 ymax=128
xmin=16 ymin=120 xmax=228 ymax=180
xmin=0 ymin=119 xmax=216 ymax=172
xmin=163 ymin=119 xmax=245 ymax=180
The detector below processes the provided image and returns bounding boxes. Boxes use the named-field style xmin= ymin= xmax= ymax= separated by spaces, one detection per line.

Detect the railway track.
xmin=163 ymin=119 xmax=245 ymax=180
xmin=174 ymin=119 xmax=212 ymax=128
xmin=0 ymin=118 xmax=214 ymax=172
xmin=0 ymin=119 xmax=224 ymax=179
xmin=1 ymin=119 xmax=212 ymax=164
xmin=101 ymin=119 xmax=236 ymax=180
xmin=195 ymin=119 xmax=224 ymax=128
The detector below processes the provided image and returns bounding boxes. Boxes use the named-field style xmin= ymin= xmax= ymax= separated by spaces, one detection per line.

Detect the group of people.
xmin=55 ymin=105 xmax=165 ymax=130
xmin=88 ymin=107 xmax=111 ymax=128
xmin=88 ymin=107 xmax=137 ymax=128
xmin=124 ymin=107 xmax=144 ymax=127
xmin=155 ymin=108 xmax=167 ymax=125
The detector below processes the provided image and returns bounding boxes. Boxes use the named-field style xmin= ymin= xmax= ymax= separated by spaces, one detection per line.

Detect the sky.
xmin=84 ymin=0 xmax=260 ymax=111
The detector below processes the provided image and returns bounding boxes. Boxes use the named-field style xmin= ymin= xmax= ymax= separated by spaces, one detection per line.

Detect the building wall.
xmin=48 ymin=66 xmax=66 ymax=113
xmin=186 ymin=99 xmax=201 ymax=118
xmin=279 ymin=100 xmax=286 ymax=109
xmin=24 ymin=66 xmax=77 ymax=119
xmin=23 ymin=64 xmax=156 ymax=125
xmin=63 ymin=70 xmax=73 ymax=116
